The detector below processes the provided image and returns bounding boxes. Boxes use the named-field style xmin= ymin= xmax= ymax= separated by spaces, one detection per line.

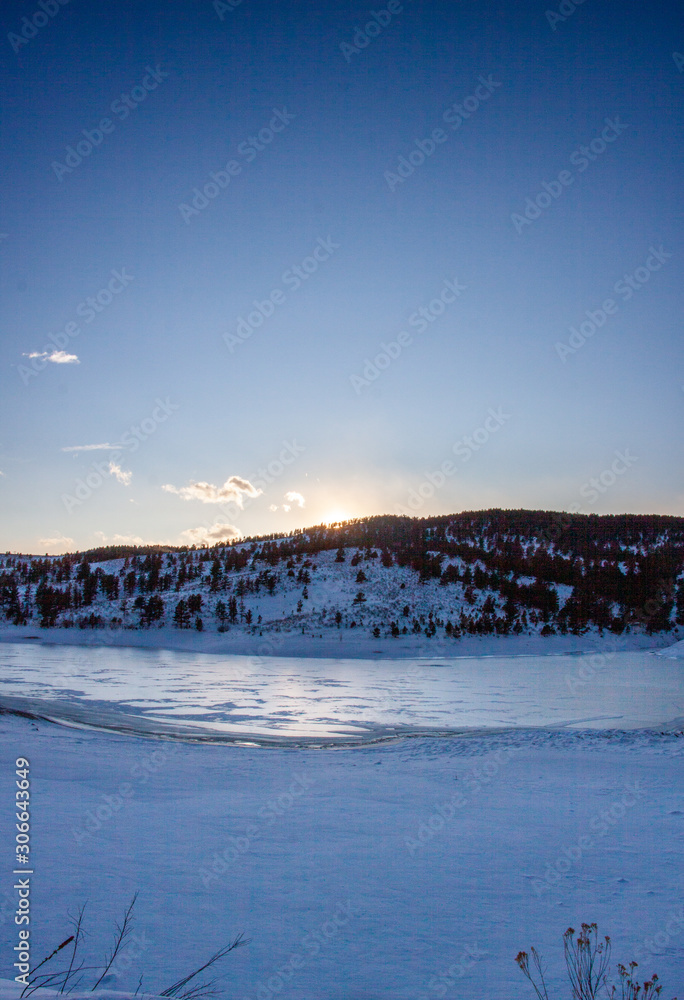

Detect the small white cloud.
xmin=49 ymin=350 xmax=79 ymax=364
xmin=270 ymin=491 xmax=305 ymax=513
xmin=62 ymin=443 xmax=119 ymax=452
xmin=163 ymin=475 xmax=261 ymax=506
xmin=179 ymin=522 xmax=241 ymax=545
xmin=24 ymin=350 xmax=79 ymax=365
xmin=109 ymin=461 xmax=132 ymax=486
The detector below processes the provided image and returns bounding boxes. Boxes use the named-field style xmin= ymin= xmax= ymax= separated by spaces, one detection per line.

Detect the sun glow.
xmin=323 ymin=508 xmax=352 ymax=525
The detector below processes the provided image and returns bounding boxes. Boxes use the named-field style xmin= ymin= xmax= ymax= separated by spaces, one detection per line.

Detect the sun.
xmin=323 ymin=508 xmax=352 ymax=525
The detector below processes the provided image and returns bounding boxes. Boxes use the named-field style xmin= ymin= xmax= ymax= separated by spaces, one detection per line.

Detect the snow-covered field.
xmin=0 ymin=637 xmax=682 ymax=998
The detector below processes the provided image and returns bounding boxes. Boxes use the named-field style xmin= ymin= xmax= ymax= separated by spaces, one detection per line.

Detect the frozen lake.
xmin=0 ymin=642 xmax=682 ymax=998
xmin=0 ymin=642 xmax=681 ymax=742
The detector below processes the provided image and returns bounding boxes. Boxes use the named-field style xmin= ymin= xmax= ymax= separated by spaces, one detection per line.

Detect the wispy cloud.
xmin=162 ymin=475 xmax=261 ymax=506
xmin=62 ymin=442 xmax=119 ymax=452
xmin=38 ymin=533 xmax=74 ymax=552
xmin=94 ymin=531 xmax=145 ymax=546
xmin=108 ymin=460 xmax=132 ymax=486
xmin=24 ymin=350 xmax=79 ymax=365
xmin=179 ymin=522 xmax=241 ymax=545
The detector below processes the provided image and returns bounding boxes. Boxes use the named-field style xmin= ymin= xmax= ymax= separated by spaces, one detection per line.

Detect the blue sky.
xmin=1 ymin=0 xmax=682 ymax=553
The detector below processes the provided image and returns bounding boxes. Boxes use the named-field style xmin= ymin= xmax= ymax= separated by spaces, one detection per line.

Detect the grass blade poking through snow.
xmin=90 ymin=893 xmax=138 ymax=991
xmin=159 ymin=935 xmax=246 ymax=998
xmin=20 ymin=896 xmax=245 ymax=998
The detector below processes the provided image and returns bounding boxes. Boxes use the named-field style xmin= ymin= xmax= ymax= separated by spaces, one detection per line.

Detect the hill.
xmin=2 ymin=509 xmax=684 ymax=641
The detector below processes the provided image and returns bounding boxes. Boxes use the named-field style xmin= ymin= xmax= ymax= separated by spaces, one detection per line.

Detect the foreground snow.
xmin=0 ymin=987 xmax=167 ymax=1000
xmin=0 ymin=714 xmax=682 ymax=999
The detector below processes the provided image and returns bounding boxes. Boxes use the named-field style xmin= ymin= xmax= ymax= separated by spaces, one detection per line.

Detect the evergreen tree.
xmin=173 ymin=599 xmax=191 ymax=629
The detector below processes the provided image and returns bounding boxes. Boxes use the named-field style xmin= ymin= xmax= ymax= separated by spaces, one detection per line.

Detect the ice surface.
xmin=0 ymin=643 xmax=681 ymax=742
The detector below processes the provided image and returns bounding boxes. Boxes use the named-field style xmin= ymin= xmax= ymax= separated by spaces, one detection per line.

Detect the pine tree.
xmin=173 ymin=599 xmax=190 ymax=629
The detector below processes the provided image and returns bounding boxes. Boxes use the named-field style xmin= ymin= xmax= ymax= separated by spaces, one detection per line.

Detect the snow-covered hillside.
xmin=2 ymin=510 xmax=684 ymax=643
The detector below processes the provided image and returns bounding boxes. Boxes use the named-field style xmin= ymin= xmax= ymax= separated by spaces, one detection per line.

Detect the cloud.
xmin=162 ymin=475 xmax=261 ymax=506
xmin=108 ymin=461 xmax=132 ymax=486
xmin=270 ymin=491 xmax=305 ymax=513
xmin=94 ymin=531 xmax=145 ymax=545
xmin=62 ymin=443 xmax=119 ymax=452
xmin=179 ymin=522 xmax=241 ymax=545
xmin=38 ymin=533 xmax=74 ymax=552
xmin=25 ymin=350 xmax=80 ymax=365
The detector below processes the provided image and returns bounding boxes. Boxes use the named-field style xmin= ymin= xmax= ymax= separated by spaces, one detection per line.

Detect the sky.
xmin=1 ymin=0 xmax=682 ymax=554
